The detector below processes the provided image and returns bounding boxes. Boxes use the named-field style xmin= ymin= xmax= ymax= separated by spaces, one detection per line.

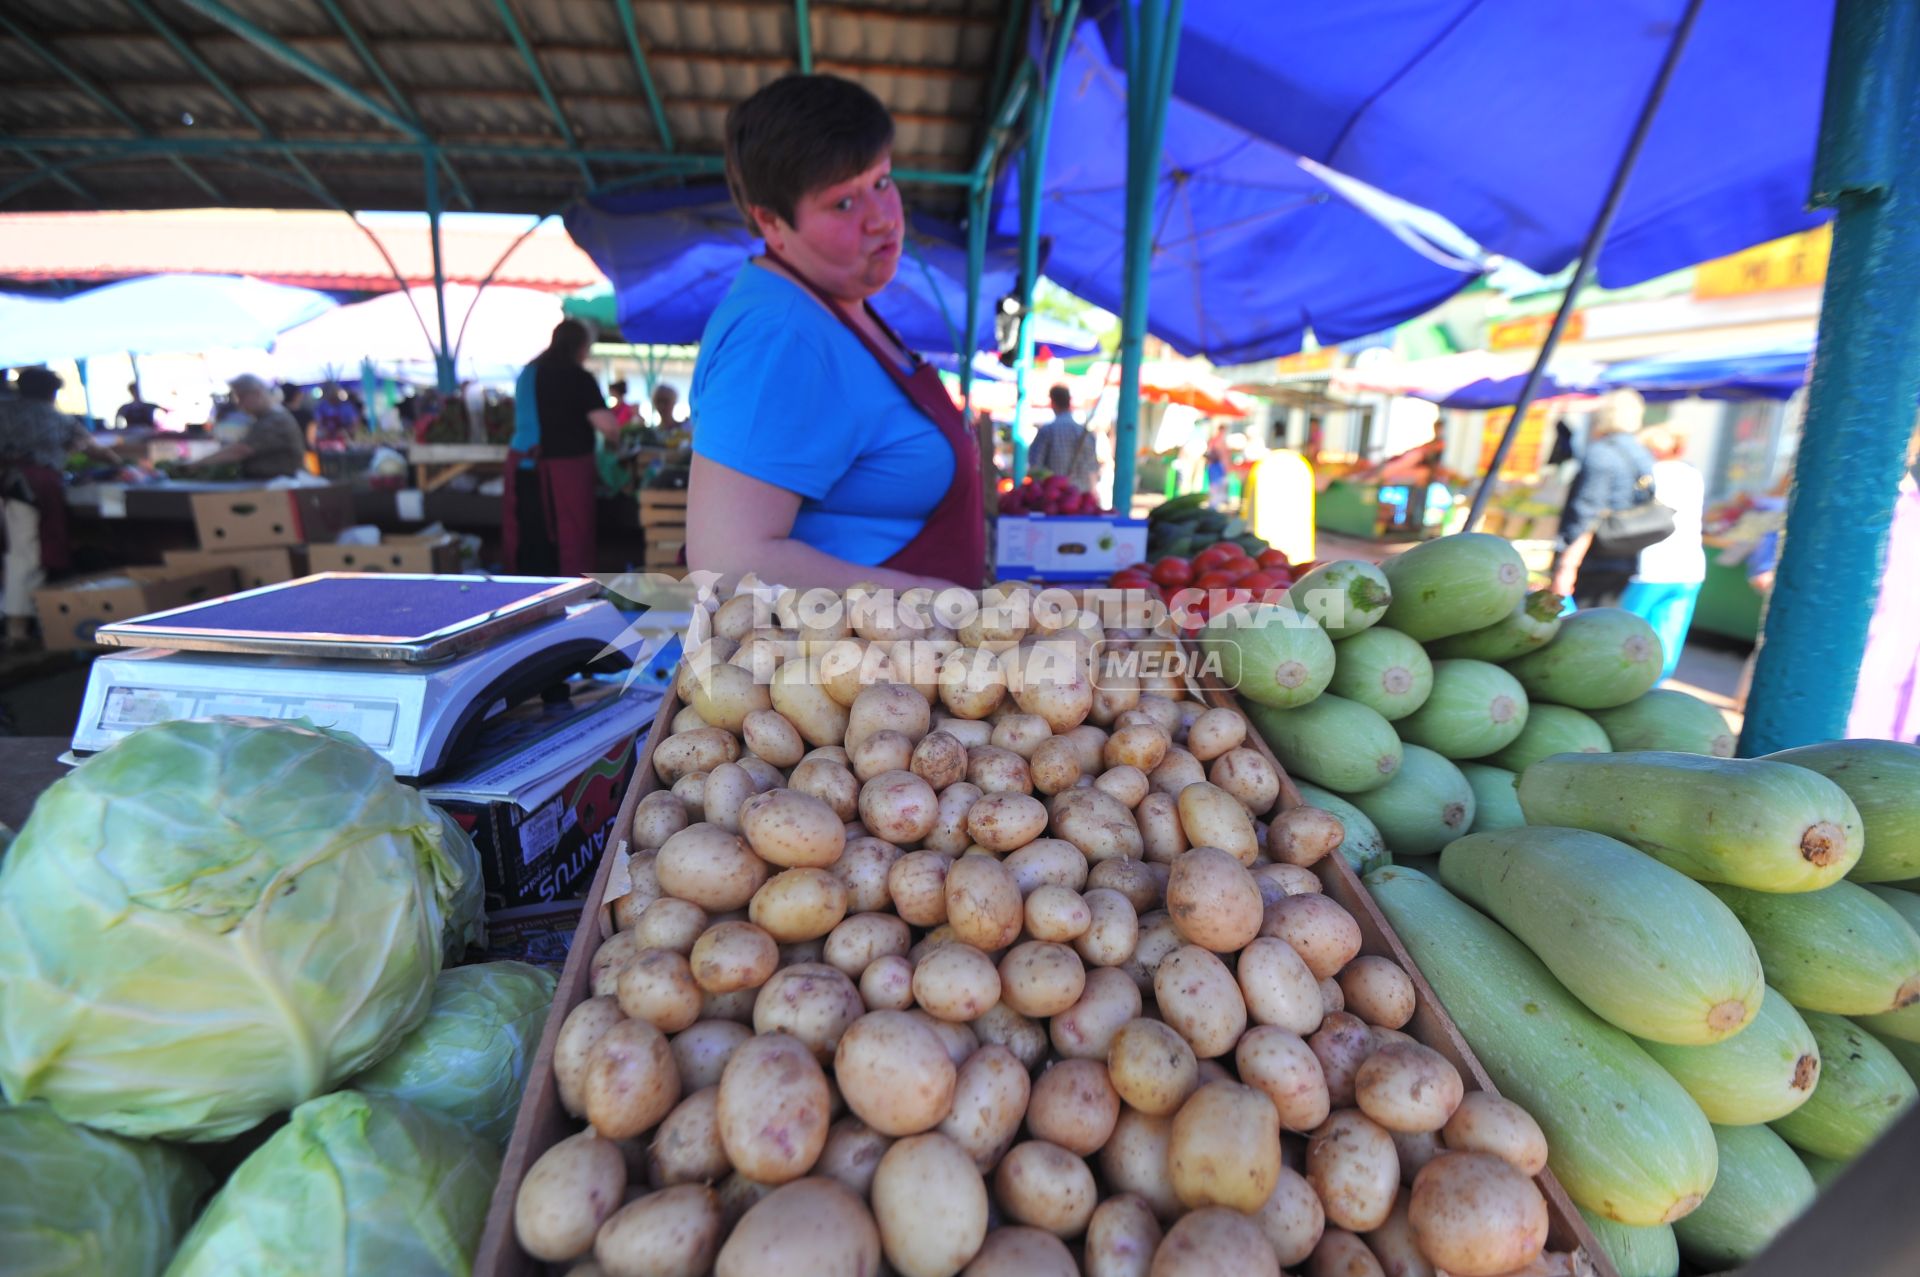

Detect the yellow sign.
xmin=1489 ymin=311 xmax=1585 ymax=352
xmin=1275 ymin=347 xmax=1339 ymax=374
xmin=1478 ymin=404 xmax=1550 ymax=480
xmin=1693 ymin=224 xmax=1831 ymax=299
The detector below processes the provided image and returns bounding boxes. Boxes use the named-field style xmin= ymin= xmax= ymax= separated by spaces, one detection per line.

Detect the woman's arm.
xmin=686 ymin=454 xmax=959 ymax=591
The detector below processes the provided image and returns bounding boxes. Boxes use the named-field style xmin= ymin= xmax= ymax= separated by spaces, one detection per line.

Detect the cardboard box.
xmin=638 ymin=489 xmax=689 ymax=527
xmin=35 ymin=566 xmax=238 ymax=650
xmin=190 ymin=485 xmax=354 ymax=549
xmin=162 ymin=546 xmax=310 ymax=591
xmin=994 ymin=514 xmax=1150 ymax=581
xmin=307 ymin=534 xmax=464 ymax=575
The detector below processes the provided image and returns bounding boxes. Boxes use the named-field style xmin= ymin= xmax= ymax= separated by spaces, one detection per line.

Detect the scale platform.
xmin=74 ymin=574 xmax=636 ymax=779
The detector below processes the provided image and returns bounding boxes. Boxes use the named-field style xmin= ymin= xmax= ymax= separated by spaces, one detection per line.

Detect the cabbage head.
xmin=431 ymin=805 xmax=487 ymax=963
xmin=352 ymin=961 xmax=556 ymax=1146
xmin=164 ymin=1091 xmax=500 ymax=1277
xmin=0 ymin=1103 xmax=211 ymax=1277
xmin=0 ymin=718 xmax=468 ymax=1141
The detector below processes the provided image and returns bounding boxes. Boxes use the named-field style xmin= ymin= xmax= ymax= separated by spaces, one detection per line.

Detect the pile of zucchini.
xmin=1145 ymin=493 xmax=1270 ymax=561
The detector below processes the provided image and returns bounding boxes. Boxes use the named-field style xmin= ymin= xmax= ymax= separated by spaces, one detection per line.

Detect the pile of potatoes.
xmin=514 ymin=585 xmax=1579 ymax=1277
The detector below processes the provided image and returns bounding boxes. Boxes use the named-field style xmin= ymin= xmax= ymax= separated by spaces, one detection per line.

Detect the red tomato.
xmin=1191 ymin=544 xmax=1240 ymax=574
xmin=1257 ymin=547 xmax=1292 ymax=570
xmin=1125 ymin=562 xmax=1155 ymax=575
xmin=1237 ymin=571 xmax=1282 ymax=593
xmin=1109 ymin=570 xmax=1154 ymax=590
xmin=1151 ymin=557 xmax=1195 ymax=589
xmin=1194 ymin=568 xmax=1243 ymax=590
xmin=1225 ymin=561 xmax=1262 ymax=582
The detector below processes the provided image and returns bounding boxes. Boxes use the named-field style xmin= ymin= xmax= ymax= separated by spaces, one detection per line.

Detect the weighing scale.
xmin=73 ymin=574 xmax=636 ymax=780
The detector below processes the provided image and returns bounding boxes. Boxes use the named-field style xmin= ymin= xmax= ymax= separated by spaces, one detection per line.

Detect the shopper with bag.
xmin=1618 ymin=426 xmax=1706 ymax=679
xmin=1550 ymin=413 xmax=1669 ymax=607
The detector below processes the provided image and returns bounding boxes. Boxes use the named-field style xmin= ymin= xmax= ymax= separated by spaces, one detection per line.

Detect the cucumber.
xmin=1286 ymin=559 xmax=1392 ymax=639
xmin=1854 ymin=886 xmax=1920 ymax=1042
xmin=1201 ymin=602 xmax=1335 ymax=709
xmin=1378 ymin=532 xmax=1528 ymax=642
xmin=1503 ymin=608 xmax=1664 ymax=709
xmin=1671 ymin=1124 xmax=1816 ymax=1269
xmin=1394 ymin=659 xmax=1531 ymax=760
xmin=1440 ymin=828 xmax=1764 ymax=1045
xmin=1458 ymin=762 xmax=1524 ymax=833
xmin=1703 ymin=880 xmax=1920 ymax=1016
xmin=1591 ymin=689 xmax=1736 ymax=758
xmin=1325 ymin=626 xmax=1433 ymax=721
xmin=1768 ymin=1012 xmax=1918 ymax=1160
xmin=1578 ymin=1208 xmax=1679 ymax=1277
xmin=1517 ymin=752 xmax=1865 ymax=892
xmin=1349 ymin=745 xmax=1475 ymax=856
xmin=1430 ymin=588 xmax=1568 ymax=662
xmin=1798 ymin=1150 xmax=1848 ymax=1191
xmin=1764 ymin=740 xmax=1920 ymax=882
xmin=1365 ymin=865 xmax=1719 ymax=1226
xmin=1869 ymin=1028 xmax=1920 ymax=1086
xmin=1637 ymin=987 xmax=1821 ymax=1125
xmin=1484 ymin=704 xmax=1612 ymax=773
xmin=1245 ymin=695 xmax=1403 ymax=794
xmin=1293 ymin=781 xmax=1391 ymax=876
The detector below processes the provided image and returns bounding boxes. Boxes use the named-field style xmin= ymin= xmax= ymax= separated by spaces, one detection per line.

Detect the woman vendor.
xmin=686 ymin=75 xmax=985 ymax=590
xmin=506 ymin=318 xmax=621 ymax=575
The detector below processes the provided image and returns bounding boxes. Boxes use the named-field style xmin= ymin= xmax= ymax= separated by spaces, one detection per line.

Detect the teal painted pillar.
xmin=960 ymin=180 xmax=989 ymax=413
xmin=1741 ymin=0 xmax=1920 ymax=754
xmin=1114 ymin=0 xmax=1184 ymax=514
xmin=75 ymin=356 xmax=93 ymax=426
xmin=423 ymin=154 xmax=458 ymax=395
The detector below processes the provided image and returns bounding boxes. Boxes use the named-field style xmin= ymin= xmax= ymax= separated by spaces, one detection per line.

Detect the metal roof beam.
xmin=311 ymin=0 xmax=474 ymax=210
xmin=613 ymin=1 xmax=676 ymax=151
xmin=795 ymin=0 xmax=813 ymax=72
xmin=484 ymin=0 xmax=595 ymax=184
xmin=17 ymin=150 xmax=100 ymax=206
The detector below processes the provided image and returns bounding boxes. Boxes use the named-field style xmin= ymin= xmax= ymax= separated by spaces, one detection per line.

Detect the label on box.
xmin=994 ymin=515 xmax=1149 ymax=580
xmin=520 ymin=799 xmax=563 ymax=867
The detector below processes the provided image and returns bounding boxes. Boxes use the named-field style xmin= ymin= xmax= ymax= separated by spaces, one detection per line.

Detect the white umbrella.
xmin=271 ymin=283 xmax=563 ymax=384
xmin=1 ymin=275 xmax=337 ymax=365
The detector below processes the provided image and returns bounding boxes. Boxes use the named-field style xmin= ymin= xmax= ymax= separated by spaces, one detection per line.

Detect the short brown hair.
xmin=725 ymin=74 xmax=895 ymax=228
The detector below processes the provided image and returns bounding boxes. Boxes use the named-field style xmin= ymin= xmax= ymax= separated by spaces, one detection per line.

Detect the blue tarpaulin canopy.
xmin=1418 ymin=373 xmax=1598 ymax=410
xmin=564 ymin=186 xmax=1018 ymax=354
xmin=1599 ymin=341 xmax=1813 ymax=401
xmin=0 ymin=274 xmax=337 ymax=365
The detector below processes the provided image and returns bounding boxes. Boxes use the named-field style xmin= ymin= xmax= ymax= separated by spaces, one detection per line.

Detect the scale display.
xmin=99 ymin=685 xmax=402 ymax=747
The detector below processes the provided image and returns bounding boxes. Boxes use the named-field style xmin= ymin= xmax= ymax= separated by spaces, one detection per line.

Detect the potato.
xmin=1088 ymin=674 xmax=1144 ymax=730
xmin=1253 ymin=862 xmax=1323 ymax=904
xmin=1308 ymin=1109 xmax=1400 ymax=1232
xmin=962 ymin=792 xmax=1047 ymax=853
xmin=655 ymin=728 xmax=741 ymax=784
xmin=785 ymin=759 xmax=856 ymax=825
xmin=1087 ymin=856 xmax=1161 ymax=914
xmin=1101 ymin=723 xmax=1169 ymax=774
xmin=631 ymin=792 xmax=691 ymax=852
xmin=823 ymin=835 xmax=897 ymax=914
xmin=1125 ymin=795 xmax=1182 ymax=868
xmin=654 ymin=824 xmax=767 ymax=913
xmin=1235 ymin=1020 xmax=1329 ymax=1130
xmin=939 ymin=647 xmax=1008 ymax=720
xmin=1009 ymin=658 xmax=1094 ymax=734
xmin=749 ymin=868 xmax=848 ymax=943
xmin=1337 ymin=956 xmax=1417 ymax=1030
xmin=1107 ymin=1018 xmax=1200 ymax=1117
xmin=1175 ymin=782 xmax=1260 ymax=865
xmin=1150 ymin=1207 xmax=1282 ymax=1277
xmin=1033 ymin=957 xmax=1131 ymax=1054
xmin=1306 ymin=1229 xmax=1386 ymax=1277
xmin=713 ymin=1171 xmax=776 ymax=1234
xmin=1002 ymin=837 xmax=1088 ymax=895
xmin=1027 ymin=736 xmax=1083 ymax=796
xmin=992 ymin=1139 xmax=1098 ymax=1238
xmin=816 ymin=1118 xmax=892 ymax=1198
xmin=1262 ymin=892 xmax=1363 ymax=980
xmin=1020 ymin=884 xmax=1089 ymax=942
xmin=917 ymin=780 xmax=980 ymax=855
xmin=1085 ymin=1194 xmax=1163 ymax=1277
xmin=1148 ymin=746 xmax=1208 ymax=797
xmin=1354 ymin=1041 xmax=1464 ymax=1134
xmin=987 ymin=712 xmax=1051 ymax=759
xmin=690 ymin=662 xmax=772 ymax=736
xmin=714 ymin=1177 xmax=882 ymax=1277
xmin=751 ymin=962 xmax=863 ymax=1060
xmin=689 ymin=921 xmax=779 ymax=995
xmin=1308 ymin=1011 xmax=1375 ymax=1109
xmin=585 ymin=1019 xmax=681 ymax=1140
xmin=851 ymin=728 xmax=915 ymax=782
xmin=1090 ymin=766 xmax=1147 ymax=811
xmin=1102 ymin=1107 xmax=1181 ymax=1223
xmin=888 ymin=850 xmax=952 ymax=926
xmin=770 ymin=658 xmax=850 ymax=746
xmin=1049 ymin=787 xmax=1143 ymax=863
xmin=911 ymin=1008 xmax=980 ymax=1067
xmin=1362 ymin=1187 xmax=1432 ymax=1277
xmin=615 ymin=948 xmax=703 ymax=1033
xmin=1441 ymin=1093 xmax=1549 ymax=1177
xmin=1118 ymin=910 xmax=1183 ymax=993
xmin=857 ymin=769 xmax=940 ymax=846
xmin=835 ymin=1010 xmax=958 ymax=1135
xmin=870 ymin=1140 xmax=992 ymax=1277
xmin=516 ymin=1130 xmax=629 ymax=1262
xmin=1253 ymin=1165 xmax=1327 ymax=1268
xmin=709 ymin=593 xmax=759 ymax=642
xmin=823 ymin=912 xmax=911 ymax=977
xmin=739 ymin=789 xmax=845 ymax=870
xmin=1154 ymin=945 xmax=1247 ymax=1058
xmin=590 ymin=931 xmax=641 ymax=999
xmin=669 ymin=1020 xmax=751 ymax=1093
xmin=1169 ymin=1080 xmax=1283 ymax=1211
xmin=676 ymin=635 xmax=740 ymax=700
xmin=971 ymin=1002 xmax=1048 ymax=1071
xmin=1227 ymin=938 xmax=1320 ymax=1039
xmin=912 ymin=942 xmax=1002 ymax=1022
xmin=1392 ymin=1127 xmax=1445 ymax=1186
xmin=1163 ymin=846 xmax=1263 ymax=952
xmin=937 ymin=1043 xmax=1031 ymax=1171
xmin=701 ymin=986 xmax=757 ymax=1025
xmin=612 ymin=856 xmax=663 ymax=933
xmin=593 ymin=1183 xmax=721 ymax=1276
xmin=1409 ymin=1152 xmax=1549 ymax=1277
xmin=646 ymin=1089 xmax=730 ymax=1188
xmin=962 ymin=1226 xmax=1077 ymax=1277
xmin=714 ymin=1031 xmax=831 ymax=1184
xmin=736 ymin=709 xmax=803 ymax=771
xmin=965 ymin=744 xmax=1033 ymax=796
xmin=1209 ymin=748 xmax=1281 ymax=816
xmin=908 ymin=730 xmax=969 ymax=792
xmin=1185 ymin=707 xmax=1247 ymax=762
xmin=1271 ymin=805 xmax=1346 ymax=868
xmin=705 ymin=762 xmax=761 ymax=836
xmin=856 ymin=953 xmax=912 ymax=1010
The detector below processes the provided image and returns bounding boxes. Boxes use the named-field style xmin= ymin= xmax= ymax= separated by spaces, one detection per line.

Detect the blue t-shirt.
xmin=691 ymin=263 xmax=954 ymax=565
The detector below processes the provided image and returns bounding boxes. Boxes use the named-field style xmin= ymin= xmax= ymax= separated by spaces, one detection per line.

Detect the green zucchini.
xmin=1578 ymin=1208 xmax=1679 ymax=1277
xmin=1430 ymin=588 xmax=1568 ymax=662
xmin=1483 ymin=703 xmax=1612 ymax=774
xmin=1764 ymin=740 xmax=1920 ymax=882
xmin=1201 ymin=602 xmax=1335 ymax=709
xmin=1671 ymin=1124 xmax=1815 ymax=1269
xmin=1292 ymin=781 xmax=1391 ymax=876
xmin=1517 ymin=752 xmax=1865 ymax=892
xmin=1769 ymin=1012 xmax=1917 ymax=1160
xmin=1458 ymin=762 xmax=1525 ymax=833
xmin=1798 ymin=1150 xmax=1848 ymax=1191
xmin=1378 ymin=532 xmax=1528 ymax=642
xmin=1866 ymin=1028 xmax=1920 ymax=1088
xmin=1854 ymin=886 xmax=1920 ymax=1042
xmin=1348 ymin=745 xmax=1475 ymax=856
xmin=1591 ymin=689 xmax=1736 ymax=758
xmin=1503 ymin=608 xmax=1664 ymax=709
xmin=1326 ymin=626 xmax=1433 ymax=721
xmin=1439 ymin=828 xmax=1763 ymax=1044
xmin=1394 ymin=659 xmax=1531 ymax=760
xmin=1245 ymin=695 xmax=1402 ymax=794
xmin=1365 ymin=865 xmax=1718 ymax=1226
xmin=1704 ymin=880 xmax=1920 ymax=1016
xmin=1637 ymin=987 xmax=1821 ymax=1125
xmin=1286 ymin=559 xmax=1392 ymax=639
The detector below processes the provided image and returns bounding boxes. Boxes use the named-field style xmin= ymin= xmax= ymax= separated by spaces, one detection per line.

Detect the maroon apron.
xmin=1 ymin=463 xmax=71 ymax=572
xmin=503 ymin=447 xmax=596 ymax=577
xmin=763 ymin=253 xmax=987 ymax=588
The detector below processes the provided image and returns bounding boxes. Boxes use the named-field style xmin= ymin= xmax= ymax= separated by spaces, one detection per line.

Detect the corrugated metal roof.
xmin=0 ymin=0 xmax=1014 ymax=216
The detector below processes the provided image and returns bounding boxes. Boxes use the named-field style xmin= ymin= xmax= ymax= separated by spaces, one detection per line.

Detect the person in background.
xmin=313 ymin=380 xmax=360 ymax=443
xmin=1848 ymin=424 xmax=1920 ymax=741
xmin=282 ymin=383 xmax=316 ymax=434
xmin=2 ymin=368 xmax=124 ymax=649
xmin=1550 ymin=415 xmax=1657 ymax=606
xmin=188 ymin=375 xmax=308 ymax=479
xmin=1205 ymin=424 xmax=1235 ymax=510
xmin=1028 ymin=384 xmax=1097 ymax=491
xmin=1618 ymin=425 xmax=1706 ymax=681
xmin=115 ymin=382 xmax=161 ymax=431
xmin=609 ymin=380 xmax=637 ymax=428
xmin=1548 ymin=417 xmax=1578 ymax=467
xmin=505 ymin=319 xmax=620 ymax=576
xmin=653 ymin=383 xmax=681 ymax=431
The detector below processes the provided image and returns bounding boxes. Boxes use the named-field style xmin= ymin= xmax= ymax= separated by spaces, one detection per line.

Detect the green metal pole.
xmin=1740 ymin=0 xmax=1920 ymax=754
xmin=1114 ymin=0 xmax=1184 ymax=514
xmin=961 ymin=181 xmax=989 ymax=413
xmin=795 ymin=0 xmax=813 ymax=72
xmin=424 ymin=157 xmax=458 ymax=395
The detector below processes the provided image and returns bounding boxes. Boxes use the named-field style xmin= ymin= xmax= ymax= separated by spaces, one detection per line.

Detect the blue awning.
xmin=1599 ymin=342 xmax=1812 ymax=401
xmin=1143 ymin=0 xmax=1833 ymax=288
xmin=1416 ymin=373 xmax=1598 ymax=410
